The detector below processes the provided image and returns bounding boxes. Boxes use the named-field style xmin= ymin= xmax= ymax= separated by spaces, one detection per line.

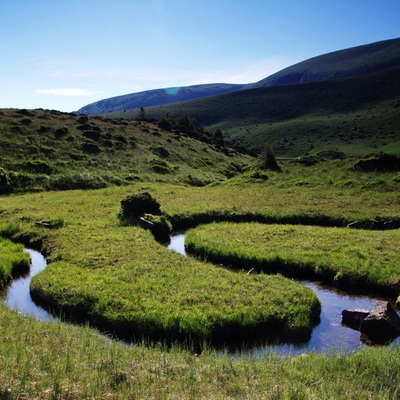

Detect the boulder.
xmin=360 ymin=301 xmax=400 ymax=340
xmin=341 ymin=309 xmax=370 ymax=331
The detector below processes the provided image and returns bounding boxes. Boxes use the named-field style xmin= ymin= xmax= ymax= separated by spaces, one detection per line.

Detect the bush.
xmin=352 ymin=153 xmax=400 ymax=172
xmin=82 ymin=141 xmax=101 ymax=154
xmin=259 ymin=144 xmax=281 ymax=172
xmin=82 ymin=130 xmax=102 ymax=141
xmin=143 ymin=213 xmax=172 ymax=241
xmin=0 ymin=168 xmax=11 ymax=195
xmin=23 ymin=160 xmax=53 ymax=174
xmin=54 ymin=127 xmax=69 ymax=138
xmin=119 ymin=192 xmax=161 ymax=220
xmin=150 ymin=159 xmax=171 ymax=174
xmin=157 ymin=116 xmax=172 ymax=132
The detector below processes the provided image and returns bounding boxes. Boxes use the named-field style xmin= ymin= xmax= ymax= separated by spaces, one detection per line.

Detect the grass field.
xmin=186 ymin=222 xmax=400 ymax=297
xmin=0 ymin=237 xmax=30 ymax=289
xmin=1 ymin=110 xmax=400 ymax=397
xmin=112 ymin=65 xmax=400 ymax=157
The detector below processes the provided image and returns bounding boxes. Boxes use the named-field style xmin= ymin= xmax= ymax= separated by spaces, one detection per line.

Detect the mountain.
xmin=76 ymin=83 xmax=245 ymax=115
xmin=104 ymin=65 xmax=400 ymax=158
xmin=246 ymin=38 xmax=400 ymax=88
xmin=77 ymin=38 xmax=400 ymax=116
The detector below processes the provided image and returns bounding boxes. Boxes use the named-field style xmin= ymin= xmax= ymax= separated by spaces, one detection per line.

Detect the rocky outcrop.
xmin=342 ymin=301 xmax=400 ymax=343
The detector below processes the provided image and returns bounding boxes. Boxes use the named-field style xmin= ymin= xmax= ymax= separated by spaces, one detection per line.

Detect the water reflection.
xmin=3 ymin=249 xmax=56 ymax=322
xmin=3 ymin=238 xmax=399 ymax=357
xmin=167 ymin=232 xmax=400 ymax=357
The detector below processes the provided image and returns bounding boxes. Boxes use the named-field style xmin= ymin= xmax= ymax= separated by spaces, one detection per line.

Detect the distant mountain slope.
xmin=76 ymin=83 xmax=245 ymax=115
xmin=106 ymin=65 xmax=400 ymax=157
xmin=78 ymin=38 xmax=400 ymax=116
xmin=247 ymin=38 xmax=400 ymax=88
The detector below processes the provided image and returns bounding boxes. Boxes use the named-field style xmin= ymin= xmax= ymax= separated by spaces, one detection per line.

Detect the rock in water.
xmin=341 ymin=309 xmax=370 ymax=331
xmin=360 ymin=301 xmax=400 ymax=341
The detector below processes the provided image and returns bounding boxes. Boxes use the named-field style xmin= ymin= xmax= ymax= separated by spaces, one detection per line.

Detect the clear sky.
xmin=1 ymin=0 xmax=399 ymax=112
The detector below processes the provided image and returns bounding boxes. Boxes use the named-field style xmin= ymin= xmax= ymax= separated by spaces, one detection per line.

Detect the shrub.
xmin=76 ymin=115 xmax=89 ymax=124
xmin=143 ymin=213 xmax=172 ymax=241
xmin=150 ymin=159 xmax=171 ymax=174
xmin=157 ymin=115 xmax=172 ymax=132
xmin=259 ymin=144 xmax=281 ymax=172
xmin=54 ymin=127 xmax=69 ymax=138
xmin=353 ymin=153 xmax=400 ymax=172
xmin=82 ymin=130 xmax=101 ymax=141
xmin=82 ymin=141 xmax=101 ymax=154
xmin=23 ymin=160 xmax=53 ymax=174
xmin=0 ymin=168 xmax=11 ymax=195
xmin=119 ymin=192 xmax=161 ymax=220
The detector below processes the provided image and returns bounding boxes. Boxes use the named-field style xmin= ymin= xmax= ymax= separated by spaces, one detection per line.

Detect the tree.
xmin=259 ymin=144 xmax=282 ymax=172
xmin=137 ymin=107 xmax=146 ymax=121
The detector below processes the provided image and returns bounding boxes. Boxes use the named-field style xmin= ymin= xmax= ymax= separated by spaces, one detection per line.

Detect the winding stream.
xmin=2 ymin=235 xmax=399 ymax=357
xmin=168 ymin=233 xmax=400 ymax=356
xmin=3 ymin=249 xmax=56 ymax=322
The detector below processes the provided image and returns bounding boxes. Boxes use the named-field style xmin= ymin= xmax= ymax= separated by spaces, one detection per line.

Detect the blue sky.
xmin=1 ymin=0 xmax=399 ymax=112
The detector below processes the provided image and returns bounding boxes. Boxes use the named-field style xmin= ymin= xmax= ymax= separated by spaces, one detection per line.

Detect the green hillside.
xmin=247 ymin=37 xmax=400 ymax=88
xmin=106 ymin=65 xmax=400 ymax=157
xmin=0 ymin=108 xmax=253 ymax=193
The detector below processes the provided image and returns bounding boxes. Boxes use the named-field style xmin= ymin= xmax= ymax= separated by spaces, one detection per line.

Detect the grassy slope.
xmin=0 ymin=108 xmax=253 ymax=192
xmin=247 ymin=37 xmax=400 ymax=87
xmin=107 ymin=65 xmax=400 ymax=157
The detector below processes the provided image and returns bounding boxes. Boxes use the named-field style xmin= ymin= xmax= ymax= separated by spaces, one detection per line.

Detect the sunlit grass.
xmin=0 ymin=236 xmax=30 ymax=288
xmin=1 ymin=303 xmax=399 ymax=399
xmin=186 ymin=222 xmax=400 ymax=297
xmin=1 ymin=160 xmax=400 ymax=398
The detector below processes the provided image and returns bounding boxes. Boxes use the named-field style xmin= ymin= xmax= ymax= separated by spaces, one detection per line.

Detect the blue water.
xmin=2 ymin=237 xmax=399 ymax=357
xmin=167 ymin=233 xmax=400 ymax=357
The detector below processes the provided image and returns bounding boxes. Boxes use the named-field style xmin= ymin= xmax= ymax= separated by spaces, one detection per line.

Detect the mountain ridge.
xmin=77 ymin=38 xmax=400 ymax=115
xmin=247 ymin=37 xmax=400 ymax=88
xmin=77 ymin=83 xmax=245 ymax=115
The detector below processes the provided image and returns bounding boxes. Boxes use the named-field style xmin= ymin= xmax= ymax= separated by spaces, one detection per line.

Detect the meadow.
xmin=186 ymin=222 xmax=400 ymax=296
xmin=1 ymin=154 xmax=400 ymax=397
xmin=0 ymin=236 xmax=30 ymax=289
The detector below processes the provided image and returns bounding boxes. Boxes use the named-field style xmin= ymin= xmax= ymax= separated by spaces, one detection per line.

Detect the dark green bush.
xmin=119 ymin=192 xmax=161 ymax=220
xmin=353 ymin=153 xmax=400 ymax=172
xmin=82 ymin=130 xmax=102 ymax=141
xmin=157 ymin=116 xmax=172 ymax=132
xmin=24 ymin=160 xmax=53 ymax=174
xmin=54 ymin=127 xmax=69 ymax=138
xmin=82 ymin=141 xmax=101 ymax=154
xmin=259 ymin=145 xmax=281 ymax=172
xmin=151 ymin=146 xmax=170 ymax=158
xmin=150 ymin=159 xmax=171 ymax=174
xmin=0 ymin=168 xmax=11 ymax=195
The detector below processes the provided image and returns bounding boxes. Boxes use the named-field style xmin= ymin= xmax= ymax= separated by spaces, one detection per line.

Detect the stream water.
xmin=168 ymin=233 xmax=400 ymax=357
xmin=2 ymin=235 xmax=399 ymax=357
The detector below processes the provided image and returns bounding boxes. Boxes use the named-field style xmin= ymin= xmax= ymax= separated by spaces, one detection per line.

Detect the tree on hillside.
xmin=137 ymin=107 xmax=146 ymax=121
xmin=259 ymin=144 xmax=282 ymax=172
